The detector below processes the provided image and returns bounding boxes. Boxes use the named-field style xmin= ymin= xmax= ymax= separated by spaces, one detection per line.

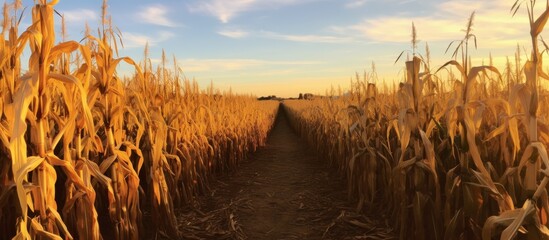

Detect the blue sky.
xmin=14 ymin=0 xmax=540 ymax=97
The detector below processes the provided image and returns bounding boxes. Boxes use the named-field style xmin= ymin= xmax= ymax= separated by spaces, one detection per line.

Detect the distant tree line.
xmin=298 ymin=93 xmax=314 ymax=100
xmin=257 ymin=95 xmax=279 ymax=101
xmin=257 ymin=93 xmax=315 ymax=101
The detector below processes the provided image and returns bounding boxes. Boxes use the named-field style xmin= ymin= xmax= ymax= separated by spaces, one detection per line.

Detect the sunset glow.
xmin=46 ymin=0 xmax=538 ymax=97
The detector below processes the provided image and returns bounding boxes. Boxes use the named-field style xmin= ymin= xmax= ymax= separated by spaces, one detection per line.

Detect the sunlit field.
xmin=2 ymin=0 xmax=549 ymax=239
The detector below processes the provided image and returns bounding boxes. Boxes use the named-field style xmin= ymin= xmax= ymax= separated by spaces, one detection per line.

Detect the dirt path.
xmin=172 ymin=108 xmax=394 ymax=240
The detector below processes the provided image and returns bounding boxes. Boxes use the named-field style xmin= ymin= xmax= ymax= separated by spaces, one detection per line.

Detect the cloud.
xmin=137 ymin=5 xmax=178 ymax=27
xmin=398 ymin=0 xmax=418 ymax=5
xmin=262 ymin=31 xmax=355 ymax=43
xmin=121 ymin=31 xmax=174 ymax=48
xmin=218 ymin=29 xmax=249 ymax=38
xmin=61 ymin=9 xmax=98 ymax=23
xmin=215 ymin=28 xmax=355 ymax=43
xmin=189 ymin=0 xmax=254 ymax=23
xmin=340 ymin=0 xmax=535 ymax=49
xmin=345 ymin=0 xmax=417 ymax=9
xmin=350 ymin=17 xmax=461 ymax=43
xmin=345 ymin=0 xmax=368 ymax=8
xmin=179 ymin=58 xmax=321 ymax=72
xmin=188 ymin=0 xmax=316 ymax=23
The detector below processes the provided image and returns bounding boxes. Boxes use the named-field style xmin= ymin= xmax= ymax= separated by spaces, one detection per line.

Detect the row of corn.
xmin=284 ymin=1 xmax=549 ymax=239
xmin=0 ymin=0 xmax=279 ymax=239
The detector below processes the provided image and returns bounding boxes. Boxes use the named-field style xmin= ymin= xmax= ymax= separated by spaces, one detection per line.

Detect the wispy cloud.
xmin=180 ymin=58 xmax=321 ymax=72
xmin=345 ymin=0 xmax=368 ymax=8
xmin=61 ymin=9 xmax=98 ymax=23
xmin=216 ymin=28 xmax=355 ymax=43
xmin=398 ymin=0 xmax=418 ymax=5
xmin=188 ymin=0 xmax=316 ymax=23
xmin=262 ymin=31 xmax=355 ymax=43
xmin=121 ymin=31 xmax=174 ymax=48
xmin=340 ymin=0 xmax=535 ymax=49
xmin=189 ymin=0 xmax=254 ymax=23
xmin=345 ymin=0 xmax=417 ymax=9
xmin=218 ymin=29 xmax=249 ymax=38
xmin=137 ymin=4 xmax=178 ymax=27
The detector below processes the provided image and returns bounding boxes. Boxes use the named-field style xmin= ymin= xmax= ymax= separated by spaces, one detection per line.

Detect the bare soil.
xmin=162 ymin=109 xmax=395 ymax=239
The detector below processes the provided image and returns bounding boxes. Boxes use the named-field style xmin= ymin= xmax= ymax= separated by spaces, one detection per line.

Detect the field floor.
xmin=166 ymin=109 xmax=394 ymax=239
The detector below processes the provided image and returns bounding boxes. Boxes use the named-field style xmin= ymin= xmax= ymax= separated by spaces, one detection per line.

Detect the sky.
xmin=11 ymin=0 xmax=544 ymax=97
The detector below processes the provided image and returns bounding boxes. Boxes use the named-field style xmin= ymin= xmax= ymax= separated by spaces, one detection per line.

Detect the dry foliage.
xmin=0 ymin=0 xmax=278 ymax=239
xmin=284 ymin=1 xmax=549 ymax=239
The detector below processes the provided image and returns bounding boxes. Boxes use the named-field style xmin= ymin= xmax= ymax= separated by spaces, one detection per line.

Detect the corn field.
xmin=0 ymin=0 xmax=278 ymax=239
xmin=284 ymin=1 xmax=549 ymax=239
xmin=6 ymin=0 xmax=549 ymax=239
